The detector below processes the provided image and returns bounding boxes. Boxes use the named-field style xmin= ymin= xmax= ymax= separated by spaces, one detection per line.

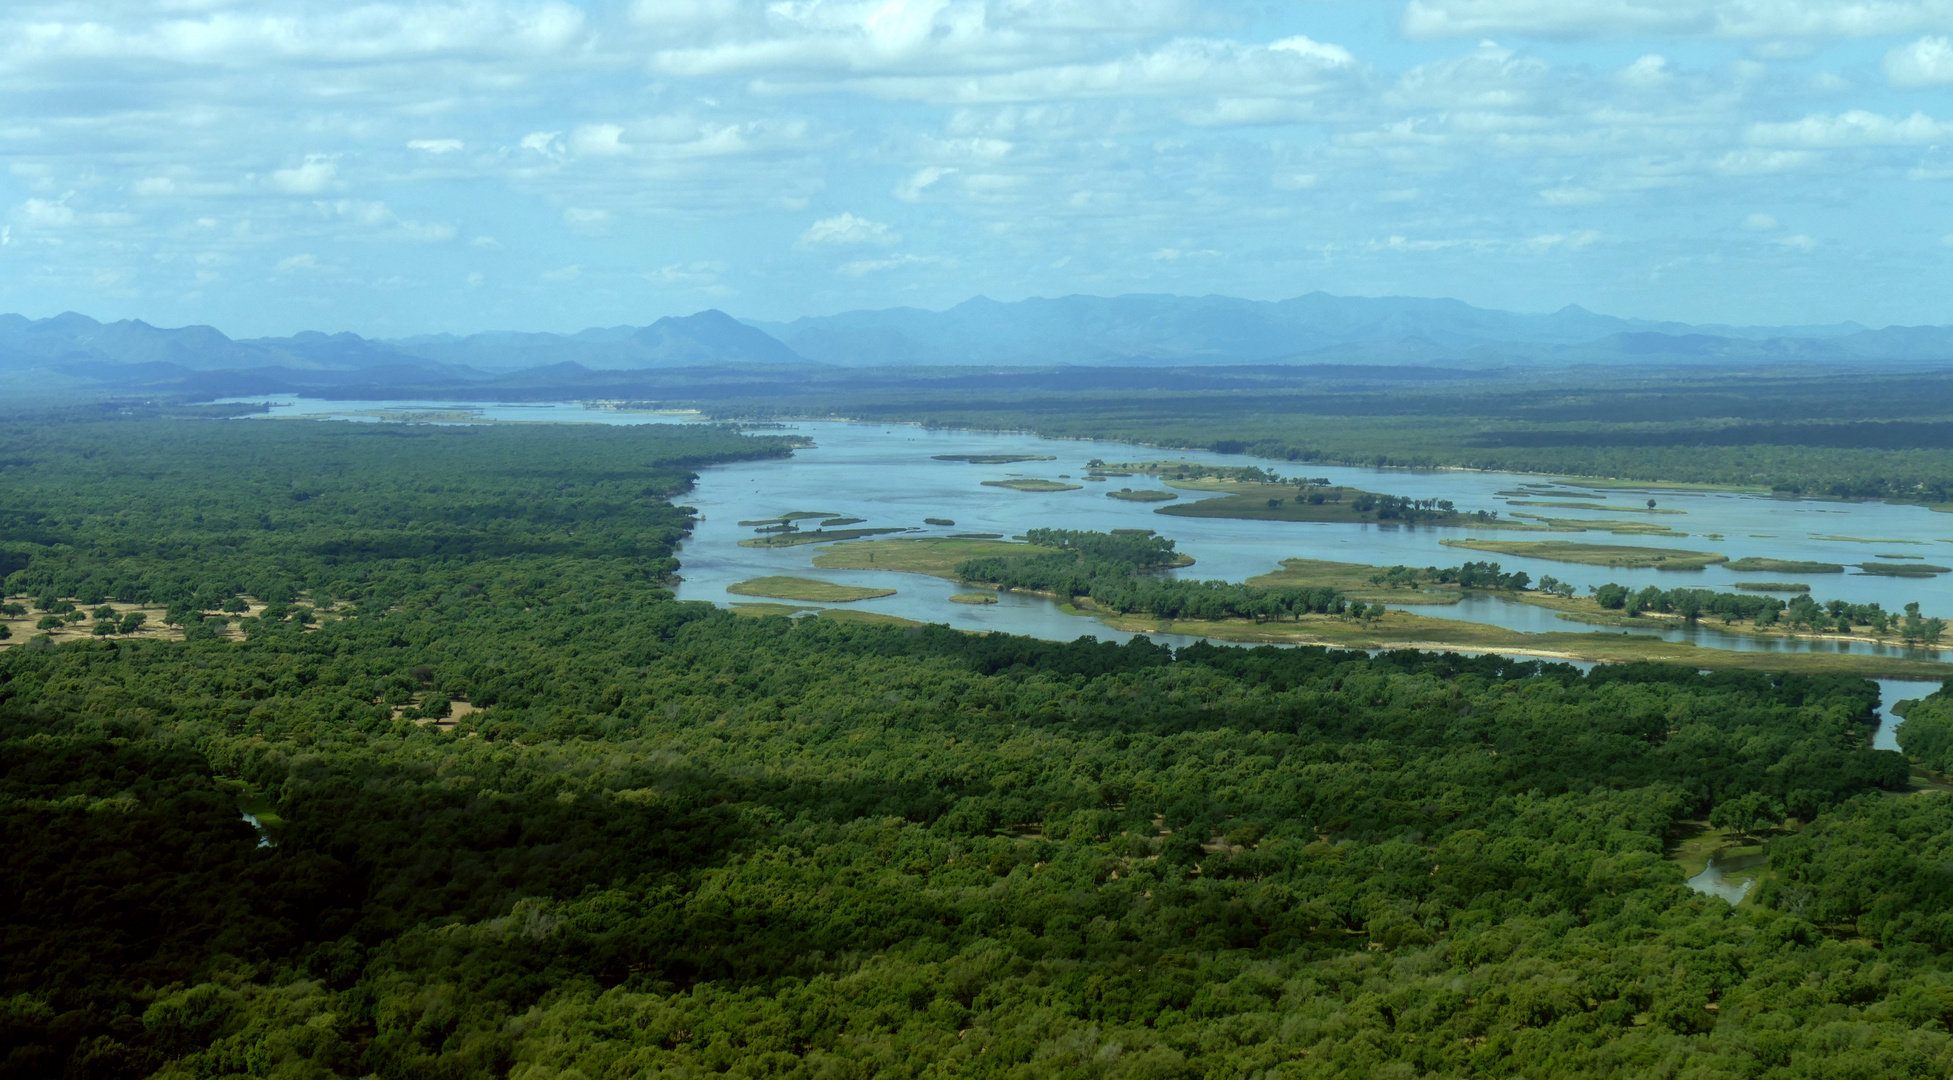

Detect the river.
xmin=232 ymin=397 xmax=1952 ymax=718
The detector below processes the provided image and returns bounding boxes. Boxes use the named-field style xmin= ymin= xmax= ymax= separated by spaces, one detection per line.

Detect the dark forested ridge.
xmin=6 ymin=413 xmax=1953 ymax=1078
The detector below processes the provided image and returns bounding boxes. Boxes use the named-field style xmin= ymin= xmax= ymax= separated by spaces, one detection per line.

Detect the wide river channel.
xmin=236 ymin=398 xmax=1953 ymax=749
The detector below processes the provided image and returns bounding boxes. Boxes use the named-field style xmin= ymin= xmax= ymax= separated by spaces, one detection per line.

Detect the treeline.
xmin=1370 ymin=560 xmax=1535 ymax=591
xmin=1594 ymin=583 xmax=1947 ymax=641
xmin=6 ymin=413 xmax=1953 ymax=1078
xmin=961 ymin=530 xmax=1363 ymax=623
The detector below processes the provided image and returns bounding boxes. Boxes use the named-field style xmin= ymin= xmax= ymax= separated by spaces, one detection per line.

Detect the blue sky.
xmin=6 ymin=0 xmax=1953 ymax=336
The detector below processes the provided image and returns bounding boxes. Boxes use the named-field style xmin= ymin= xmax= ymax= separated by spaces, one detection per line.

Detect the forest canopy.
xmin=3 ymin=411 xmax=1953 ymax=1079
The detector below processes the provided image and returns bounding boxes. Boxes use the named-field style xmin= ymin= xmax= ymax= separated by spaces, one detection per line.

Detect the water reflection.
xmin=1686 ymin=854 xmax=1766 ymax=904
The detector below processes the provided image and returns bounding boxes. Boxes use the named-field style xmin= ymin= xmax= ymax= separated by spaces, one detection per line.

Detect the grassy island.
xmin=1858 ymin=562 xmax=1951 ymax=576
xmin=726 ymin=576 xmax=897 ymax=603
xmin=932 ymin=453 xmax=1055 ymax=464
xmin=813 ymin=537 xmax=1062 ymax=577
xmin=1442 ymin=539 xmax=1727 ymax=569
xmin=1107 ymin=488 xmax=1177 ymax=502
xmin=949 ymin=592 xmax=999 ymax=604
xmin=737 ymin=526 xmax=908 ymax=547
xmin=982 ymin=478 xmax=1083 ymax=492
xmin=1726 ymin=557 xmax=1846 ymax=573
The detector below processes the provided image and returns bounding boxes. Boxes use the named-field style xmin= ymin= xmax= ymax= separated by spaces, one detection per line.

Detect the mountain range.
xmin=2 ymin=293 xmax=1949 ymax=404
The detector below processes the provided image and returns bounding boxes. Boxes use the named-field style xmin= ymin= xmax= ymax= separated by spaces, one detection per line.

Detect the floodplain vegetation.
xmin=11 ymin=411 xmax=1953 ymax=1078
xmin=725 ymin=577 xmax=896 ymax=603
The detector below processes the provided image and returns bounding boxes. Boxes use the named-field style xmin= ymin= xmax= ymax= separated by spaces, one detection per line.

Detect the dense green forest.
xmin=8 ymin=412 xmax=1953 ymax=1078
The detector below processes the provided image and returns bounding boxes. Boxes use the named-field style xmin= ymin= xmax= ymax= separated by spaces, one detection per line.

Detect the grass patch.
xmin=1505 ymin=500 xmax=1687 ymax=514
xmin=1246 ymin=558 xmax=1465 ymax=606
xmin=727 ymin=576 xmax=897 ymax=603
xmin=1857 ymin=562 xmax=1951 ymax=576
xmin=924 ymin=517 xmax=955 ymax=526
xmin=1878 ymin=553 xmax=1925 ymax=559
xmin=1725 ymin=558 xmax=1845 ymax=573
xmin=1502 ymin=514 xmax=1683 ymax=535
xmin=1107 ymin=488 xmax=1178 ymax=502
xmin=738 ymin=527 xmax=908 ymax=548
xmin=951 ymin=532 xmax=1003 ymax=539
xmin=821 ymin=517 xmax=866 ymax=527
xmin=1093 ymin=607 xmax=1953 ymax=678
xmin=950 ymin=592 xmax=999 ymax=605
xmin=933 ymin=454 xmax=1055 ymax=464
xmin=1733 ymin=582 xmax=1810 ymax=592
xmin=738 ymin=511 xmax=840 ymax=526
xmin=1440 ymin=539 xmax=1727 ymax=569
xmin=1815 ymin=535 xmax=1926 ymax=544
xmin=815 ymin=609 xmax=925 ymax=627
xmin=812 ymin=537 xmax=1059 ymax=579
xmin=729 ymin=602 xmax=820 ymax=617
xmin=983 ymin=478 xmax=1084 ymax=492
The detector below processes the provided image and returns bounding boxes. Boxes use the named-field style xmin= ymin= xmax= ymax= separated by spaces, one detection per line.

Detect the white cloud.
xmin=15 ymin=197 xmax=75 ymax=227
xmin=801 ymin=212 xmax=899 ymax=246
xmin=271 ymin=158 xmax=336 ymax=194
xmin=562 ymin=207 xmax=610 ymax=231
xmin=1524 ymin=229 xmax=1601 ymax=251
xmin=1747 ymin=110 xmax=1953 ymax=147
xmin=408 ymin=139 xmax=465 ymax=153
xmin=1540 ymin=187 xmax=1602 ymax=205
xmin=541 ymin=263 xmax=581 ymax=280
xmin=838 ymin=252 xmax=947 ymax=275
xmin=1744 ymin=213 xmax=1778 ymax=230
xmin=3 ymin=2 xmax=589 ymax=68
xmin=1716 ymin=149 xmax=1816 ymax=173
xmin=274 ymin=253 xmax=320 ymax=273
xmin=895 ymin=166 xmax=956 ymax=201
xmin=521 ymin=131 xmax=564 ymax=155
xmin=629 ymin=0 xmax=742 ymax=25
xmin=753 ymin=36 xmax=1358 ymax=106
xmin=1404 ymin=0 xmax=1953 ymax=39
xmin=1778 ymin=233 xmax=1817 ymax=251
xmin=570 ymin=124 xmax=627 ymax=156
xmin=1622 ymin=54 xmax=1668 ymax=85
xmin=1887 ymin=35 xmax=1953 ymax=84
xmin=133 ymin=177 xmax=175 ymax=197
xmin=1151 ymin=247 xmax=1220 ymax=260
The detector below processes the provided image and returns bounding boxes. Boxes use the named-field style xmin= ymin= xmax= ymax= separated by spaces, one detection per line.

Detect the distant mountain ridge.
xmin=2 ymin=294 xmax=1949 ymax=408
xmin=744 ymin=293 xmax=1876 ymax=367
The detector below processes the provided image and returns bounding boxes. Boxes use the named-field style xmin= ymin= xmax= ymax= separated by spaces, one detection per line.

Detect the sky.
xmin=6 ymin=1 xmax=1953 ymax=337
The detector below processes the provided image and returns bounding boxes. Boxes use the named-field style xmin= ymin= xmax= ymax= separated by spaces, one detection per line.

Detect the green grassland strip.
xmin=812 ymin=537 xmax=1062 ymax=579
xmin=1504 ymin=500 xmax=1687 ymax=514
xmin=1504 ymin=514 xmax=1683 ymax=535
xmin=1441 ymin=538 xmax=1726 ymax=568
xmin=982 ymin=478 xmax=1084 ymax=492
xmin=950 ymin=593 xmax=999 ymax=604
xmin=1245 ymin=558 xmax=1465 ymax=606
xmin=726 ymin=576 xmax=897 ymax=603
xmin=738 ymin=527 xmax=909 ymax=548
xmin=1725 ymin=558 xmax=1845 ymax=573
xmin=1091 ymin=608 xmax=1953 ymax=678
